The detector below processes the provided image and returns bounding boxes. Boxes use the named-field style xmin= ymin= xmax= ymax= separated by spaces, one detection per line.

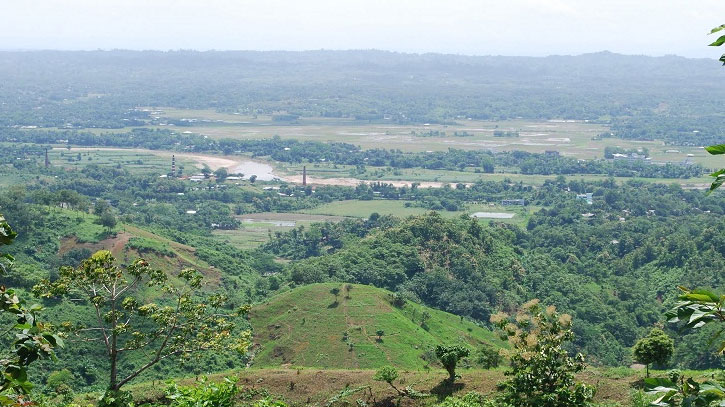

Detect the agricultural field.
xmin=278 ymin=161 xmax=712 ymax=187
xmin=298 ymin=199 xmax=533 ymax=225
xmin=213 ymin=213 xmax=346 ymax=250
xmin=39 ymin=146 xmax=715 ymax=188
xmin=145 ymin=108 xmax=720 ymax=167
xmin=299 ymin=200 xmax=454 ymax=218
xmin=46 ymin=147 xmax=196 ymax=174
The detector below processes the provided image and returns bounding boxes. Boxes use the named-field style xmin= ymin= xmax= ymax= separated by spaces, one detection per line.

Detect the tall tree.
xmin=98 ymin=211 xmax=117 ymax=232
xmin=34 ymin=250 xmax=251 ymax=397
xmin=213 ymin=167 xmax=228 ymax=181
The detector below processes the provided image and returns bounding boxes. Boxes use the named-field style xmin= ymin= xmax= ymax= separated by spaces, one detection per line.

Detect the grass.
xmin=297 ymin=200 xmax=531 ymax=226
xmin=249 ymin=283 xmax=505 ymax=370
xmin=136 ymin=111 xmax=719 ymax=169
xmin=299 ymin=200 xmax=447 ymax=218
xmin=213 ymin=213 xmax=348 ymax=250
xmin=213 ymin=225 xmax=294 ymax=250
xmin=46 ymin=147 xmax=195 ymax=175
xmin=117 ymin=365 xmax=686 ymax=406
xmin=277 ymin=161 xmax=711 ymax=187
xmin=53 ymin=215 xmax=219 ymax=283
xmin=58 ymin=209 xmax=119 ymax=243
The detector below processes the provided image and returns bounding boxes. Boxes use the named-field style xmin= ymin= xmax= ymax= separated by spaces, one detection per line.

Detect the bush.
xmin=126 ymin=237 xmax=175 ymax=257
xmin=46 ymin=369 xmax=74 ymax=392
xmin=435 ymin=344 xmax=470 ymax=382
xmin=437 ymin=392 xmax=503 ymax=407
xmin=390 ymin=292 xmax=406 ymax=308
xmin=629 ymin=390 xmax=656 ymax=407
xmin=98 ymin=389 xmax=134 ymax=407
xmin=475 ymin=344 xmax=502 ymax=369
xmin=165 ymin=376 xmax=239 ymax=407
xmin=373 ymin=366 xmax=399 ymax=386
xmin=491 ymin=300 xmax=595 ymax=407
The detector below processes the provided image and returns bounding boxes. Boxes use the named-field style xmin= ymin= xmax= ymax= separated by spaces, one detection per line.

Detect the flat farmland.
xmin=47 ymin=147 xmax=197 ymax=174
xmin=213 ymin=212 xmax=347 ymax=250
xmin=38 ymin=146 xmax=712 ymax=188
xmin=277 ymin=162 xmax=711 ymax=187
xmin=297 ymin=200 xmax=532 ymax=224
xmin=149 ymin=108 xmax=723 ymax=168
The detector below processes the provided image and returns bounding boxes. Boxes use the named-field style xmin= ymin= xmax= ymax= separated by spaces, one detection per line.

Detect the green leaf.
xmin=690 ymin=289 xmax=720 ymax=302
xmin=710 ymin=34 xmax=725 ymax=47
xmin=645 ymin=377 xmax=677 ymax=389
xmin=705 ymin=145 xmax=725 ymax=155
xmin=682 ymin=293 xmax=716 ymax=303
xmin=711 ymin=25 xmax=725 ymax=34
xmin=707 ymin=175 xmax=725 ymax=195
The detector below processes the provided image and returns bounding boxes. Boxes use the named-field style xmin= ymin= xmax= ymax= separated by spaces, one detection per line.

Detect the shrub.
xmin=475 ymin=344 xmax=502 ymax=369
xmin=390 ymin=292 xmax=406 ymax=308
xmin=98 ymin=389 xmax=134 ymax=407
xmin=437 ymin=392 xmax=502 ymax=407
xmin=373 ymin=366 xmax=399 ymax=387
xmin=165 ymin=376 xmax=239 ymax=407
xmin=491 ymin=300 xmax=595 ymax=407
xmin=46 ymin=369 xmax=74 ymax=392
xmin=667 ymin=369 xmax=682 ymax=383
xmin=435 ymin=344 xmax=470 ymax=382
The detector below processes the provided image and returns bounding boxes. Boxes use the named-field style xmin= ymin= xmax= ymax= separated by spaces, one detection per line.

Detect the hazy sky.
xmin=1 ymin=0 xmax=724 ymax=57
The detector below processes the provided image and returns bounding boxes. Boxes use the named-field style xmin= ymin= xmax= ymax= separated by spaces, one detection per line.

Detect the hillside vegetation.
xmin=250 ymin=283 xmax=504 ymax=369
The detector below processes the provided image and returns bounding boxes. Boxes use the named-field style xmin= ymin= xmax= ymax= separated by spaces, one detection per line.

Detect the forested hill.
xmin=1 ymin=50 xmax=725 ymax=127
xmin=260 ymin=181 xmax=725 ymax=369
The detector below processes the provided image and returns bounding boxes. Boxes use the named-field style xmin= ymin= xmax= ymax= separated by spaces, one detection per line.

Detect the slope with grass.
xmin=249 ymin=283 xmax=504 ymax=370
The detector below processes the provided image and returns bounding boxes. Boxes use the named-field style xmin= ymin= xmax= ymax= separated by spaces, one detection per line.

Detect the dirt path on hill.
xmin=58 ymin=231 xmax=131 ymax=257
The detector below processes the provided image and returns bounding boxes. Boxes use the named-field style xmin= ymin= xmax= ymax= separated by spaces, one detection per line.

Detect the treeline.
xmin=2 ymin=129 xmax=706 ymax=178
xmin=608 ymin=115 xmax=725 ymax=146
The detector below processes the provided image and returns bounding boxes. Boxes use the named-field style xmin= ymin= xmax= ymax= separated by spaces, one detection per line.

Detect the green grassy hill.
xmin=249 ymin=283 xmax=504 ymax=370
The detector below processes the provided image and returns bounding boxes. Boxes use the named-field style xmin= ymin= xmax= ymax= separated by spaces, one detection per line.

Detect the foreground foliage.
xmin=645 ymin=287 xmax=725 ymax=406
xmin=165 ymin=376 xmax=239 ymax=407
xmin=0 ymin=215 xmax=61 ymax=406
xmin=33 ymin=250 xmax=251 ymax=392
xmin=492 ymin=300 xmax=595 ymax=407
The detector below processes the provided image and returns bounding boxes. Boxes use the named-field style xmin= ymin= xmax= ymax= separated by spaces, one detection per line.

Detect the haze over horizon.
xmin=1 ymin=0 xmax=724 ymax=59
